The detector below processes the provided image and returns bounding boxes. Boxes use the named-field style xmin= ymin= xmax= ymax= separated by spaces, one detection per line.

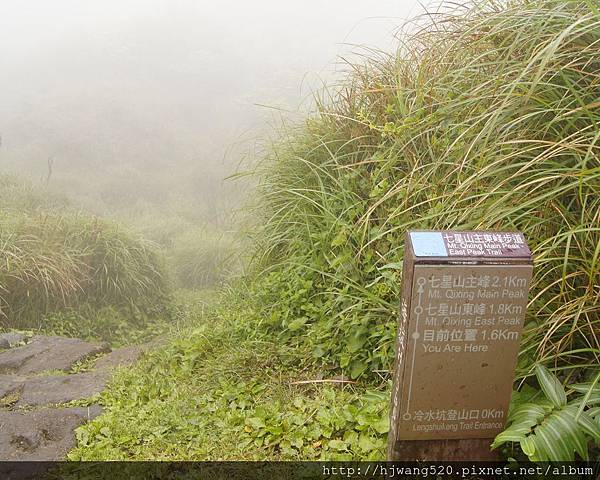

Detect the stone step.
xmin=93 ymin=345 xmax=143 ymax=372
xmin=0 ymin=406 xmax=102 ymax=460
xmin=15 ymin=372 xmax=108 ymax=407
xmin=0 ymin=331 xmax=151 ymax=463
xmin=0 ymin=374 xmax=25 ymax=401
xmin=0 ymin=332 xmax=27 ymax=349
xmin=0 ymin=335 xmax=110 ymax=375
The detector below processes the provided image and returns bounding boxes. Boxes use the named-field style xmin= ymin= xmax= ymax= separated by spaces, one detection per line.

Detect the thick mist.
xmin=0 ymin=0 xmax=422 ymax=221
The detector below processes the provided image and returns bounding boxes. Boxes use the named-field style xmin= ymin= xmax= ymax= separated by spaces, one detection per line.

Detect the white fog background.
xmin=0 ymin=1 xmax=424 ymax=218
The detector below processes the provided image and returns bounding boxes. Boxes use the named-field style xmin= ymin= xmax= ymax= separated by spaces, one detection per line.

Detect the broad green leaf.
xmin=527 ymin=435 xmax=548 ymax=462
xmin=492 ymin=426 xmax=529 ymax=449
xmin=312 ymin=345 xmax=326 ymax=358
xmin=339 ymin=353 xmax=350 ymax=368
xmin=358 ymin=434 xmax=377 ymax=452
xmin=267 ymin=425 xmax=283 ymax=436
xmin=328 ymin=439 xmax=347 ymax=451
xmin=247 ymin=417 xmax=266 ymax=429
xmin=576 ymin=410 xmax=600 ymax=443
xmin=569 ymin=383 xmax=600 ymax=394
xmin=362 ymin=389 xmax=388 ymax=402
xmin=535 ymin=420 xmax=574 ymax=461
xmin=509 ymin=403 xmax=547 ymax=426
xmin=519 ymin=436 xmax=536 ymax=457
xmin=535 ymin=364 xmax=567 ymax=408
xmin=346 ymin=332 xmax=366 ymax=353
xmin=552 ymin=408 xmax=588 ymax=460
xmin=354 ymin=412 xmax=368 ymax=426
xmin=349 ymin=359 xmax=367 ymax=379
xmin=288 ymin=317 xmax=307 ymax=331
xmin=372 ymin=415 xmax=390 ymax=434
xmin=535 ymin=426 xmax=569 ymax=461
xmin=570 ymin=392 xmax=600 ymax=406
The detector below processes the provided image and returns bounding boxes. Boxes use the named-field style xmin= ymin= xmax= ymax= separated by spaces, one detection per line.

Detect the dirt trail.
xmin=0 ymin=333 xmax=143 ymax=461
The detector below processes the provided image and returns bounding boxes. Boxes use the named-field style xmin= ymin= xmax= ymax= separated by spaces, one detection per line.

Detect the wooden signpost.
xmin=388 ymin=231 xmax=533 ymax=461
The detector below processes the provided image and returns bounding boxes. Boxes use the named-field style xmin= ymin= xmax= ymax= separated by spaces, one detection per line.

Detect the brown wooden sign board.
xmin=388 ymin=231 xmax=533 ymax=461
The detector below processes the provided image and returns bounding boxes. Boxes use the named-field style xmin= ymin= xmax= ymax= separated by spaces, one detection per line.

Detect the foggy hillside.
xmin=2 ymin=0 xmax=598 ymax=464
xmin=0 ymin=0 xmax=416 ymax=218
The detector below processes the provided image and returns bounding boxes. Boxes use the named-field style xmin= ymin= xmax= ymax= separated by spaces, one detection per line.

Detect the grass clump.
xmin=0 ymin=174 xmax=71 ymax=214
xmin=130 ymin=211 xmax=241 ymax=290
xmin=0 ymin=176 xmax=171 ymax=336
xmin=251 ymin=0 xmax=600 ymax=382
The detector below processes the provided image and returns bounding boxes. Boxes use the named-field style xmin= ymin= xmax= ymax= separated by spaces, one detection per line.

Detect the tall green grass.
xmin=250 ymin=0 xmax=599 ymax=381
xmin=0 ymin=176 xmax=170 ymax=330
xmin=0 ymin=174 xmax=71 ymax=214
xmin=129 ymin=210 xmax=242 ymax=290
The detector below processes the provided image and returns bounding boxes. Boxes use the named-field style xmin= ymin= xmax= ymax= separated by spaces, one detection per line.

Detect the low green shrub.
xmin=121 ymin=204 xmax=242 ymax=290
xmin=68 ymin=289 xmax=390 ymax=461
xmin=0 ymin=206 xmax=170 ymax=330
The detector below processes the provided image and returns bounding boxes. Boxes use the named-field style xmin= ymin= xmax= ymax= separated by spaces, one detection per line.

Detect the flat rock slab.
xmin=0 ymin=332 xmax=27 ymax=350
xmin=15 ymin=372 xmax=108 ymax=407
xmin=0 ymin=406 xmax=102 ymax=460
xmin=0 ymin=375 xmax=25 ymax=402
xmin=0 ymin=335 xmax=110 ymax=375
xmin=93 ymin=345 xmax=143 ymax=372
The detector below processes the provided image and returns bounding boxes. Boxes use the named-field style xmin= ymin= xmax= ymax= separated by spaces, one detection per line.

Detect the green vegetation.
xmin=0 ymin=175 xmax=170 ymax=342
xmin=3 ymin=0 xmax=599 ymax=463
xmin=127 ymin=208 xmax=241 ymax=290
xmin=494 ymin=365 xmax=600 ymax=461
xmin=68 ymin=0 xmax=600 ymax=462
xmin=69 ymin=292 xmax=389 ymax=460
xmin=249 ymin=0 xmax=600 ymax=383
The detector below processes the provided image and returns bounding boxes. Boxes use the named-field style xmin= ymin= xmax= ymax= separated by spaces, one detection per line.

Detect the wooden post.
xmin=388 ymin=231 xmax=532 ymax=461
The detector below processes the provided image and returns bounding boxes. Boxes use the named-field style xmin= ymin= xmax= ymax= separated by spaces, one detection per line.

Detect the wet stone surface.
xmin=0 ymin=406 xmax=103 ymax=460
xmin=15 ymin=372 xmax=108 ymax=407
xmin=0 ymin=332 xmax=27 ymax=350
xmin=0 ymin=334 xmax=146 ymax=460
xmin=0 ymin=335 xmax=110 ymax=375
xmin=93 ymin=345 xmax=142 ymax=372
xmin=0 ymin=375 xmax=25 ymax=401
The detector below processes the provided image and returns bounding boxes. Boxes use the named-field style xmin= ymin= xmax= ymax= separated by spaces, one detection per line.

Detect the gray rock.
xmin=0 ymin=335 xmax=110 ymax=375
xmin=93 ymin=345 xmax=143 ymax=372
xmin=0 ymin=406 xmax=102 ymax=460
xmin=15 ymin=372 xmax=108 ymax=407
xmin=0 ymin=332 xmax=27 ymax=349
xmin=0 ymin=375 xmax=25 ymax=402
